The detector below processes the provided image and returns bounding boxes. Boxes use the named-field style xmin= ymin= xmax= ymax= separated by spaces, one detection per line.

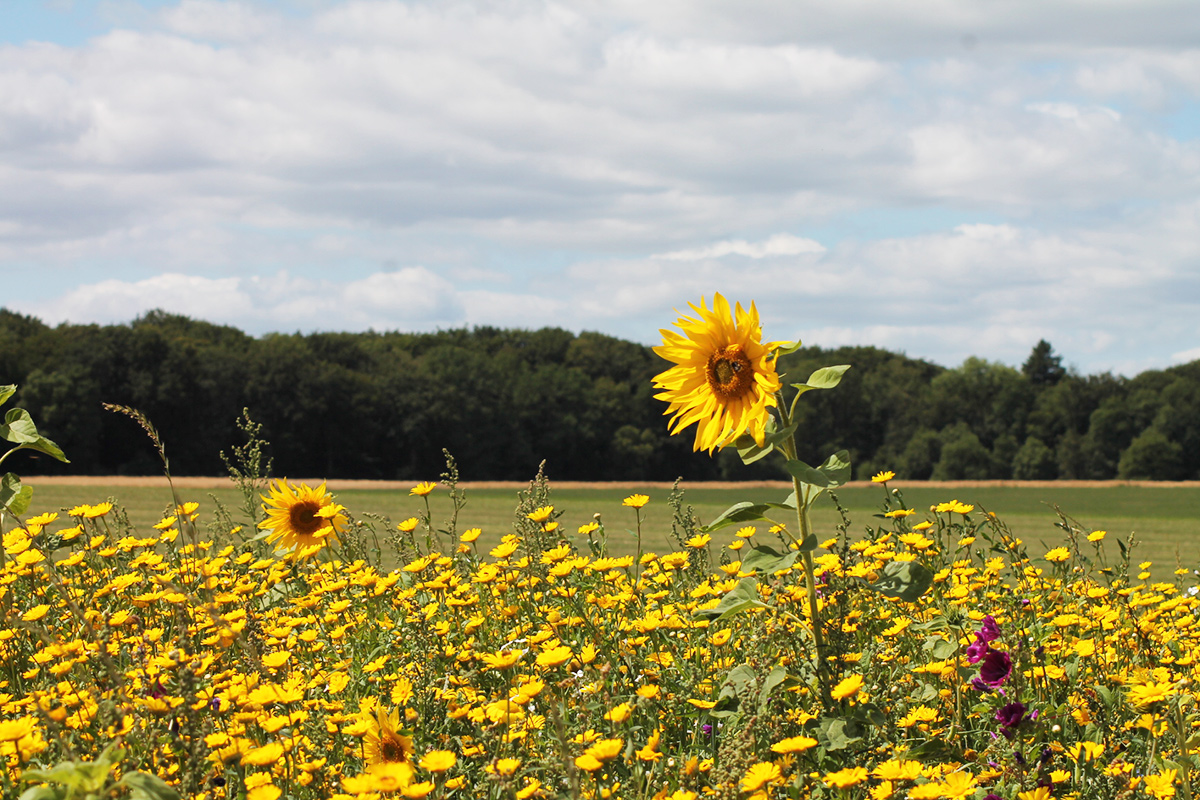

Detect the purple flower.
xmin=966 ymin=635 xmax=990 ymax=664
xmin=978 ymin=649 xmax=1013 ymax=688
xmin=978 ymin=615 xmax=1002 ymax=642
xmin=995 ymin=701 xmax=1027 ymax=739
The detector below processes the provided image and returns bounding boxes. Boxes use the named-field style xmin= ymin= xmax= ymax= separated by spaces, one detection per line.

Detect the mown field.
xmin=22 ymin=478 xmax=1200 ymax=576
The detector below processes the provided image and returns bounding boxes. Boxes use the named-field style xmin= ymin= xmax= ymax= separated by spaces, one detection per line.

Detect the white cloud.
xmin=2 ymin=1 xmax=1200 ymax=374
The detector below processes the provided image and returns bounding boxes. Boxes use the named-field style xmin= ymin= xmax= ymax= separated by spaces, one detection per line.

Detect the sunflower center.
xmin=705 ymin=346 xmax=754 ymax=400
xmin=380 ymin=737 xmax=408 ymax=763
xmin=288 ymin=500 xmax=324 ymax=536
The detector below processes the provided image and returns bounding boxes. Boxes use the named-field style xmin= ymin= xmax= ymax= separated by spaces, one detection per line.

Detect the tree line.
xmin=2 ymin=308 xmax=1196 ymax=481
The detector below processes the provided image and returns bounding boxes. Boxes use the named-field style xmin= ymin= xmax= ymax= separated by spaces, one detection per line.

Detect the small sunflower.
xmin=364 ymin=706 xmax=415 ymax=768
xmin=258 ymin=479 xmax=347 ymax=556
xmin=653 ymin=293 xmax=782 ymax=454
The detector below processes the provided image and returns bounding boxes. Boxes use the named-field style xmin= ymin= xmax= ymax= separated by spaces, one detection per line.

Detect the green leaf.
xmin=696 ymin=578 xmax=768 ymax=621
xmin=784 ymin=460 xmax=832 ymax=488
xmin=797 ymin=534 xmax=818 ymax=552
xmin=816 ymin=717 xmax=862 ymax=751
xmin=119 ymin=773 xmax=182 ymax=800
xmin=735 ymin=422 xmax=797 ymax=466
xmin=790 ymin=365 xmax=852 ymax=398
xmin=18 ymin=787 xmax=64 ymax=800
xmin=0 ymin=473 xmax=32 ymax=516
xmin=721 ymin=664 xmax=757 ymax=700
xmin=869 ymin=561 xmax=934 ymax=602
xmin=773 ymin=340 xmax=804 ymax=357
xmin=805 ymin=365 xmax=851 ymax=389
xmin=758 ymin=665 xmax=787 ymax=711
xmin=0 ymin=386 xmax=15 ymax=407
xmin=0 ymin=409 xmax=39 ymax=444
xmin=27 ymin=436 xmax=69 ymax=464
xmin=739 ymin=545 xmax=800 ymax=576
xmin=702 ymin=502 xmax=793 ymax=533
xmin=816 ymin=450 xmax=852 ymax=487
xmin=923 ymin=636 xmax=958 ymax=660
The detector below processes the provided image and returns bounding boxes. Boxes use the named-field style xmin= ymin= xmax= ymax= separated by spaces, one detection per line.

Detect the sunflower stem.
xmin=792 ymin=476 xmax=832 ymax=708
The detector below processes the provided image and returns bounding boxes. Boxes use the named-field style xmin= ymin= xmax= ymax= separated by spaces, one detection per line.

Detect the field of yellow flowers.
xmin=3 ymin=295 xmax=1199 ymax=800
xmin=1 ymin=467 xmax=1196 ymax=800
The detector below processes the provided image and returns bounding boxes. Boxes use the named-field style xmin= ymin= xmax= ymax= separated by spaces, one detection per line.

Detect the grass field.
xmin=18 ymin=478 xmax=1200 ymax=577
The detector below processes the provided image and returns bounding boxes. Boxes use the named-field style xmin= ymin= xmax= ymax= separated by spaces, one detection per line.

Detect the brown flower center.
xmin=380 ymin=736 xmax=409 ymax=763
xmin=288 ymin=500 xmax=324 ymax=536
xmin=705 ymin=345 xmax=754 ymax=400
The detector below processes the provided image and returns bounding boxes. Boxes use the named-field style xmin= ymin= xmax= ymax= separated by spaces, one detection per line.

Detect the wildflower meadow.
xmin=0 ymin=297 xmax=1197 ymax=800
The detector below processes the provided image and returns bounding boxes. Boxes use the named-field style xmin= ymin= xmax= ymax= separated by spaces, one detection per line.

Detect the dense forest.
xmin=2 ymin=308 xmax=1197 ymax=482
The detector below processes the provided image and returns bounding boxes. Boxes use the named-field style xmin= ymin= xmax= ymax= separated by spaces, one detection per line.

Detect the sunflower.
xmin=364 ymin=706 xmax=415 ymax=768
xmin=258 ymin=479 xmax=347 ymax=556
xmin=653 ymin=294 xmax=782 ymax=453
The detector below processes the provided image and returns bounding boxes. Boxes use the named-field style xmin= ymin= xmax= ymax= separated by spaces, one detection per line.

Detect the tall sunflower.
xmin=653 ymin=294 xmax=783 ymax=454
xmin=258 ymin=479 xmax=347 ymax=556
xmin=363 ymin=706 xmax=414 ymax=768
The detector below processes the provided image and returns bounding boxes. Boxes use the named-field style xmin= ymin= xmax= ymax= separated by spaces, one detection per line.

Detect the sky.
xmin=3 ymin=0 xmax=1200 ymax=375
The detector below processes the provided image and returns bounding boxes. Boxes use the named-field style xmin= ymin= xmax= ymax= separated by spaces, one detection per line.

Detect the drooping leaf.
xmin=27 ymin=436 xmax=69 ymax=463
xmin=739 ymin=545 xmax=800 ymax=576
xmin=868 ymin=561 xmax=934 ymax=602
xmin=0 ymin=386 xmax=15 ymax=407
xmin=773 ymin=340 xmax=805 ymax=357
xmin=735 ymin=422 xmax=797 ymax=466
xmin=797 ymin=534 xmax=818 ymax=552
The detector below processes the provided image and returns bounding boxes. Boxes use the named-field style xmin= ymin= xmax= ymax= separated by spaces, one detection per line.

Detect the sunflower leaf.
xmin=734 ymin=422 xmax=797 ymax=465
xmin=0 ymin=408 xmax=40 ymax=444
xmin=773 ymin=340 xmax=805 ymax=357
xmin=695 ymin=578 xmax=768 ymax=621
xmin=739 ymin=545 xmax=800 ymax=576
xmin=0 ymin=473 xmax=33 ymax=516
xmin=0 ymin=385 xmax=15 ymax=407
xmin=804 ymin=365 xmax=851 ymax=389
xmin=702 ymin=502 xmax=794 ymax=533
xmin=784 ymin=460 xmax=832 ymax=488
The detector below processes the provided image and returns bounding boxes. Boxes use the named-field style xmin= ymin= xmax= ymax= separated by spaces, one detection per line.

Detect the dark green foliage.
xmin=1012 ymin=436 xmax=1057 ymax=480
xmin=4 ymin=309 xmax=1200 ymax=481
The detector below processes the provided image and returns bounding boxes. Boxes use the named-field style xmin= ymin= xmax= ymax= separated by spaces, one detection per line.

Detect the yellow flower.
xmin=685 ymin=533 xmax=712 ymax=548
xmin=1143 ymin=770 xmax=1178 ymax=799
xmin=831 ymin=674 xmax=863 ymax=700
xmin=770 ymin=736 xmax=817 ymax=754
xmin=419 ymin=750 xmax=456 ymax=773
xmin=1129 ymin=681 xmax=1175 ymax=708
xmin=241 ymin=742 xmax=284 ymax=766
xmin=258 ymin=479 xmax=346 ymax=556
xmin=603 ymin=703 xmax=632 ymax=724
xmin=526 ymin=506 xmax=554 ymax=523
xmin=364 ymin=707 xmax=414 ymax=767
xmin=1088 ymin=529 xmax=1107 ymax=542
xmin=460 ymin=527 xmax=482 ymax=543
xmin=410 ymin=481 xmax=436 ymax=496
xmin=652 ymin=293 xmax=782 ymax=453
xmin=741 ymin=762 xmax=781 ymax=793
xmin=872 ymin=470 xmax=896 ymax=483
xmin=824 ymin=767 xmax=868 ymax=789
xmin=1044 ymin=547 xmax=1071 ymax=563
xmin=622 ymin=494 xmax=650 ymax=508
xmin=536 ymin=645 xmax=573 ymax=668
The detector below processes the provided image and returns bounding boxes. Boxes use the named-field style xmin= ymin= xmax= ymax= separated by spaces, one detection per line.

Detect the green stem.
xmin=793 ymin=479 xmax=831 ymax=707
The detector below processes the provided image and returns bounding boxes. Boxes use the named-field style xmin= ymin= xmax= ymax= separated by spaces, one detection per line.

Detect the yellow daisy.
xmin=653 ymin=293 xmax=783 ymax=453
xmin=258 ymin=479 xmax=347 ymax=556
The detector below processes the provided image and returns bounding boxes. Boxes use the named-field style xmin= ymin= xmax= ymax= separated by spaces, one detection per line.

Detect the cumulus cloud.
xmin=2 ymin=0 xmax=1200 ymax=374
